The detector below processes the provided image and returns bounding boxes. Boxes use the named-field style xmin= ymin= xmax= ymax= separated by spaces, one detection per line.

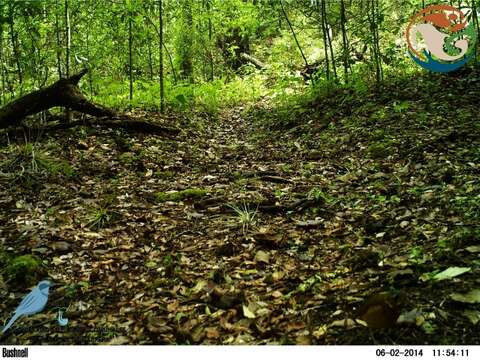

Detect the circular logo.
xmin=406 ymin=4 xmax=477 ymax=72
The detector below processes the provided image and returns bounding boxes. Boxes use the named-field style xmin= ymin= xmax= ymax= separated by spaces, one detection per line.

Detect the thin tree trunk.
xmin=206 ymin=0 xmax=214 ymax=81
xmin=369 ymin=0 xmax=382 ymax=83
xmin=128 ymin=10 xmax=134 ymax=103
xmin=65 ymin=0 xmax=70 ymax=78
xmin=471 ymin=0 xmax=480 ymax=63
xmin=280 ymin=0 xmax=309 ymax=67
xmin=319 ymin=0 xmax=330 ymax=80
xmin=148 ymin=38 xmax=154 ymax=81
xmin=85 ymin=10 xmax=94 ymax=96
xmin=340 ymin=0 xmax=349 ymax=83
xmin=54 ymin=0 xmax=63 ymax=79
xmin=64 ymin=0 xmax=72 ymax=121
xmin=324 ymin=0 xmax=337 ymax=79
xmin=375 ymin=0 xmax=383 ymax=81
xmin=0 ymin=1 xmax=4 ymax=105
xmin=144 ymin=12 xmax=178 ymax=84
xmin=179 ymin=0 xmax=193 ymax=82
xmin=9 ymin=3 xmax=22 ymax=87
xmin=159 ymin=0 xmax=165 ymax=113
xmin=164 ymin=42 xmax=177 ymax=84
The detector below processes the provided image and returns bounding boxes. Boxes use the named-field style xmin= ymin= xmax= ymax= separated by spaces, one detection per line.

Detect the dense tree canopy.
xmin=1 ymin=0 xmax=461 ymax=110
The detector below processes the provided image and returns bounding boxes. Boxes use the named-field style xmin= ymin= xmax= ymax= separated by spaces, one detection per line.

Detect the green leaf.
xmin=145 ymin=261 xmax=157 ymax=268
xmin=465 ymin=246 xmax=480 ymax=253
xmin=421 ymin=321 xmax=436 ymax=334
xmin=450 ymin=289 xmax=480 ymax=304
xmin=432 ymin=267 xmax=471 ymax=281
xmin=242 ymin=304 xmax=256 ymax=319
xmin=191 ymin=280 xmax=207 ymax=294
xmin=464 ymin=310 xmax=480 ymax=325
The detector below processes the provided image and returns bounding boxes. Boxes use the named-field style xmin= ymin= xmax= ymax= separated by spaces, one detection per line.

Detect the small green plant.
xmin=2 ymin=143 xmax=75 ymax=182
xmin=228 ymin=202 xmax=258 ymax=235
xmin=84 ymin=328 xmax=119 ymax=344
xmin=300 ymin=162 xmax=316 ymax=178
xmin=370 ymin=129 xmax=386 ymax=141
xmin=408 ymin=246 xmax=426 ymax=265
xmin=308 ymin=187 xmax=335 ymax=204
xmin=274 ymin=189 xmax=287 ymax=199
xmin=392 ymin=100 xmax=410 ymax=113
xmin=162 ymin=253 xmax=182 ymax=277
xmin=87 ymin=207 xmax=116 ymax=229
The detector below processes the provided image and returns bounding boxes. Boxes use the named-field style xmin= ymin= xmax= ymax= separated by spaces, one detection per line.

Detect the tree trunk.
xmin=0 ymin=69 xmax=115 ymax=129
xmin=179 ymin=0 xmax=193 ymax=82
xmin=128 ymin=8 xmax=134 ymax=103
xmin=340 ymin=0 xmax=349 ymax=83
xmin=319 ymin=0 xmax=330 ymax=80
xmin=159 ymin=0 xmax=165 ymax=113
xmin=280 ymin=0 xmax=309 ymax=67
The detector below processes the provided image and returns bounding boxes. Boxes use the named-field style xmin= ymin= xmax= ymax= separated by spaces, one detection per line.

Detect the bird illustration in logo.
xmin=1 ymin=280 xmax=53 ymax=334
xmin=406 ymin=5 xmax=477 ymax=72
xmin=410 ymin=23 xmax=468 ymax=61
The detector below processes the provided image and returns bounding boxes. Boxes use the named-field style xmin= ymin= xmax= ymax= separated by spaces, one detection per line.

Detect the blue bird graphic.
xmin=2 ymin=280 xmax=53 ymax=334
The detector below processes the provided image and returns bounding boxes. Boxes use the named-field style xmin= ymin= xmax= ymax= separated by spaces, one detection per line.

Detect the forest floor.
xmin=1 ymin=69 xmax=480 ymax=344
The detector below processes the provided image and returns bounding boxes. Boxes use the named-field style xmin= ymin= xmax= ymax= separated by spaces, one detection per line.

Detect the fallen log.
xmin=48 ymin=117 xmax=180 ymax=135
xmin=240 ymin=53 xmax=266 ymax=70
xmin=0 ymin=116 xmax=180 ymax=140
xmin=0 ymin=69 xmax=115 ymax=129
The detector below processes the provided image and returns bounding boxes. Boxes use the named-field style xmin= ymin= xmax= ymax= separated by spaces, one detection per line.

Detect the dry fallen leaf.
xmin=329 ymin=318 xmax=356 ymax=329
xmin=312 ymin=325 xmax=328 ymax=339
xmin=254 ymin=250 xmax=270 ymax=264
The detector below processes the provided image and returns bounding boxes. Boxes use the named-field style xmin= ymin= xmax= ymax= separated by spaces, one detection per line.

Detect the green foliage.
xmin=308 ymin=188 xmax=330 ymax=203
xmin=438 ymin=227 xmax=480 ymax=253
xmin=0 ymin=0 xmax=432 ymax=115
xmin=451 ymin=194 xmax=480 ymax=221
xmin=95 ymin=74 xmax=265 ymax=114
xmin=392 ymin=101 xmax=410 ymax=113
